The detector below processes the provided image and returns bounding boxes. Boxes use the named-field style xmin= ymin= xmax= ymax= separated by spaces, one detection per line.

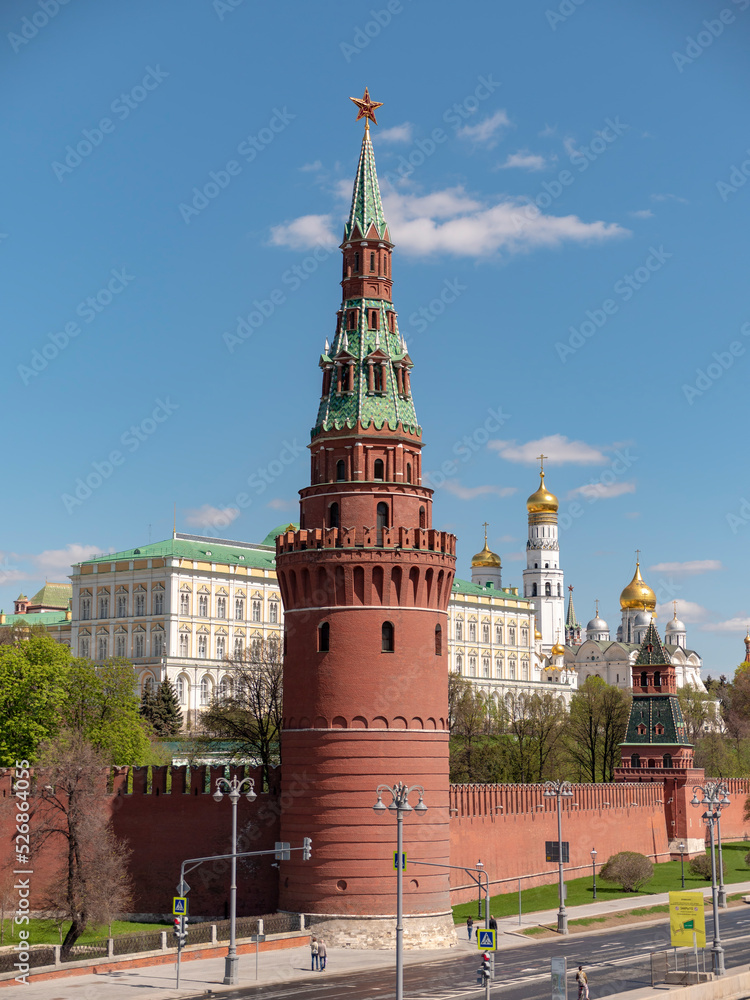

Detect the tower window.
xmin=654 ymin=671 xmax=661 ymax=687
xmin=557 ymin=584 xmax=562 ymax=597
xmin=663 ymin=754 xmax=672 ymax=768
xmin=631 ymin=754 xmax=640 ymax=768
xmin=329 ymin=502 xmax=339 ymax=529
xmin=376 ymin=501 xmax=389 ymax=544
xmin=370 ymin=252 xmax=375 ymax=271
xmin=354 ymin=252 xmax=359 ymax=273
xmin=406 ymin=463 xmax=412 ymax=484
xmin=545 ymin=582 xmax=551 ymax=597
xmin=336 ymin=459 xmax=346 ymax=481
xmin=435 ymin=624 xmax=442 ymax=655
xmin=374 ymin=460 xmax=384 ymax=481
xmin=640 ymin=671 xmax=648 ymax=687
xmin=318 ymin=621 xmax=330 ymax=652
xmin=419 ymin=506 xmax=426 ymax=529
xmin=532 ymin=583 xmax=537 ymax=597
xmin=381 ymin=621 xmax=394 ymax=652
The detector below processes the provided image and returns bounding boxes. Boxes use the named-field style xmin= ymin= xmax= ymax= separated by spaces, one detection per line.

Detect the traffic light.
xmin=302 ymin=837 xmax=312 ymax=861
xmin=172 ymin=916 xmax=187 ymax=947
xmin=481 ymin=952 xmax=492 ymax=982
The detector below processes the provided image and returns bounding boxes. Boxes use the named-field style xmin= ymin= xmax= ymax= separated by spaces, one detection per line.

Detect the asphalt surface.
xmin=196 ymin=907 xmax=750 ymax=1000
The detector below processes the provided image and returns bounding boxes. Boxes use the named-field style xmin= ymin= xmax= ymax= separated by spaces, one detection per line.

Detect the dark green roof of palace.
xmin=0 ymin=610 xmax=68 ymax=627
xmin=77 ymin=537 xmax=277 ymax=572
xmin=452 ymin=578 xmax=531 ymax=603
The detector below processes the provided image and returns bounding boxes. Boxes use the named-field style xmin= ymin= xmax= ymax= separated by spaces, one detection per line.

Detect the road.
xmin=197 ymin=906 xmax=750 ymax=1000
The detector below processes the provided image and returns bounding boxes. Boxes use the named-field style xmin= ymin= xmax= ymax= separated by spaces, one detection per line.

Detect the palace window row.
xmin=83 ymin=590 xmax=166 ymax=619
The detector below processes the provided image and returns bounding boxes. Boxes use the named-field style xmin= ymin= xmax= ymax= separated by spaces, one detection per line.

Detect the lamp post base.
xmin=557 ymin=910 xmax=568 ymax=935
xmin=718 ymin=887 xmax=727 ymax=908
xmin=223 ymin=953 xmax=240 ymax=985
xmin=712 ymin=945 xmax=725 ymax=977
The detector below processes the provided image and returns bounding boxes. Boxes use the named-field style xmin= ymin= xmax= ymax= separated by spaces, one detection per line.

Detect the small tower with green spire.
xmin=565 ymin=585 xmax=582 ymax=645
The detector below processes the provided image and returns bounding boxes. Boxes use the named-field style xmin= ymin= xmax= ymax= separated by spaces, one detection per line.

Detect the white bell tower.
xmin=522 ymin=455 xmax=565 ymax=653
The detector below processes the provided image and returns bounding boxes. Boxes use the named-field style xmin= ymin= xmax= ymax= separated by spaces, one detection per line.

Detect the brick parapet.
xmin=276 ymin=526 xmax=455 ymax=558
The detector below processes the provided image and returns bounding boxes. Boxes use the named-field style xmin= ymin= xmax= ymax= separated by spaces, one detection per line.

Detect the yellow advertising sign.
xmin=669 ymin=891 xmax=705 ymax=948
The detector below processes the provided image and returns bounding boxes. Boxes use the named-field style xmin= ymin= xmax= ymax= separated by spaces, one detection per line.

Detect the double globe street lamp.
xmin=213 ymin=775 xmax=257 ymax=985
xmin=690 ymin=782 xmax=731 ymax=976
xmin=374 ymin=782 xmax=428 ymax=1000
xmin=543 ymin=780 xmax=573 ymax=934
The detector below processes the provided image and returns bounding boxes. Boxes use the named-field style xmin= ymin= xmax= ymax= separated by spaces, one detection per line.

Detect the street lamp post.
xmin=374 ymin=782 xmax=428 ymax=1000
xmin=591 ymin=849 xmax=597 ymax=900
xmin=476 ymin=860 xmax=490 ymax=928
xmin=679 ymin=841 xmax=686 ymax=890
xmin=543 ymin=780 xmax=574 ymax=934
xmin=691 ymin=782 xmax=731 ymax=976
xmin=213 ymin=775 xmax=257 ymax=985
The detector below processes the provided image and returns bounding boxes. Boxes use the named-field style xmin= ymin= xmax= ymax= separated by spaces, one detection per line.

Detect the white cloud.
xmin=538 ymin=123 xmax=557 ymax=137
xmin=656 ymin=600 xmax=710 ymax=623
xmin=700 ymin=616 xmax=750 ymax=633
xmin=299 ymin=160 xmax=323 ymax=172
xmin=624 ymin=511 xmax=641 ymax=519
xmin=498 ymin=534 xmax=516 ymax=543
xmin=505 ymin=551 xmax=525 ymax=562
xmin=269 ymin=213 xmax=338 ymax=250
xmin=457 ymin=110 xmax=511 ymax=148
xmin=267 ymin=498 xmax=296 ymax=511
xmin=563 ymin=136 xmax=578 ymax=157
xmin=568 ymin=481 xmax=636 ymax=501
xmin=443 ymin=480 xmax=516 ymax=501
xmin=31 ymin=544 xmax=102 ymax=575
xmin=499 ymin=150 xmax=551 ymax=172
xmin=630 ymin=209 xmax=654 ymax=219
xmin=380 ymin=186 xmax=627 ymax=258
xmin=651 ymin=192 xmax=688 ymax=204
xmin=184 ymin=505 xmax=240 ymax=529
xmin=377 ymin=122 xmax=413 ymax=143
xmin=649 ymin=560 xmax=722 ymax=576
xmin=488 ymin=434 xmax=610 ymax=465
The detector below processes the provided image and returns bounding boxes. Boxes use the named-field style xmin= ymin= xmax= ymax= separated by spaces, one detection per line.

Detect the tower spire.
xmin=744 ymin=628 xmax=750 ymax=664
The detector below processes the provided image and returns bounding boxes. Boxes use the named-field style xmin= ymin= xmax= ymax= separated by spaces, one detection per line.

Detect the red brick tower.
xmin=275 ymin=92 xmax=457 ymax=946
xmin=614 ymin=620 xmax=706 ymax=856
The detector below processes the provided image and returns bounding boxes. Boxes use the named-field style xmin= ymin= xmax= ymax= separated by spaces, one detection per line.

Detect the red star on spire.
xmin=349 ymin=87 xmax=383 ymax=127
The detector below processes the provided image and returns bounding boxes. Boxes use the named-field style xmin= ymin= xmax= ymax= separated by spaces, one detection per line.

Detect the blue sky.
xmin=3 ymin=0 xmax=748 ymax=675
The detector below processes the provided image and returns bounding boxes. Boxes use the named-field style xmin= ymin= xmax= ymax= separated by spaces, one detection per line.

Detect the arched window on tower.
xmin=406 ymin=463 xmax=412 ymax=483
xmin=632 ymin=754 xmax=641 ymax=768
xmin=532 ymin=583 xmax=537 ymax=597
xmin=419 ymin=506 xmax=426 ymax=529
xmin=654 ymin=670 xmax=661 ymax=687
xmin=318 ymin=621 xmax=330 ymax=652
xmin=374 ymin=459 xmax=384 ymax=481
xmin=435 ymin=624 xmax=442 ymax=655
xmin=376 ymin=501 xmax=389 ymax=544
xmin=640 ymin=671 xmax=648 ymax=688
xmin=545 ymin=582 xmax=551 ymax=596
xmin=329 ymin=502 xmax=339 ymax=529
xmin=381 ymin=621 xmax=394 ymax=652
xmin=663 ymin=754 xmax=673 ymax=769
xmin=336 ymin=459 xmax=346 ymax=481
xmin=557 ymin=584 xmax=562 ymax=596
xmin=370 ymin=252 xmax=375 ymax=272
xmin=354 ymin=251 xmax=359 ymax=273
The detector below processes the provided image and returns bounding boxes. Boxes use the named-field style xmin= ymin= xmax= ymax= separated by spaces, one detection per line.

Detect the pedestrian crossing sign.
xmin=477 ymin=928 xmax=496 ymax=950
xmin=172 ymin=896 xmax=187 ymax=915
xmin=393 ymin=851 xmax=407 ymax=870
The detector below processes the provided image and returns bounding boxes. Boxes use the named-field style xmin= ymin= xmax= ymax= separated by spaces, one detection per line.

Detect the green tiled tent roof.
xmin=624 ymin=695 xmax=690 ymax=746
xmin=635 ymin=621 xmax=671 ymax=665
xmin=344 ymin=127 xmax=388 ymax=242
xmin=29 ymin=582 xmax=72 ymax=608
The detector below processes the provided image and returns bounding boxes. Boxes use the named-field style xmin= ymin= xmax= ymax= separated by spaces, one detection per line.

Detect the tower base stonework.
xmin=297 ymin=911 xmax=457 ymax=949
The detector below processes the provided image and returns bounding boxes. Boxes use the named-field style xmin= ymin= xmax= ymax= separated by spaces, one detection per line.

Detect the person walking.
xmin=310 ymin=936 xmax=319 ymax=971
xmin=467 ymin=916 xmax=474 ymax=941
xmin=489 ymin=914 xmax=497 ymax=933
xmin=318 ymin=939 xmax=327 ymax=971
xmin=576 ymin=965 xmax=589 ymax=999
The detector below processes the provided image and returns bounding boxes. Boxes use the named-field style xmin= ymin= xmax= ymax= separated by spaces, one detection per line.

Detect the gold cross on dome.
xmin=595 ymin=598 xmax=599 ymax=616
xmin=482 ymin=521 xmax=489 ymax=543
xmin=350 ymin=87 xmax=383 ymax=128
xmin=537 ymin=453 xmax=548 ymax=475
xmin=673 ymin=600 xmax=678 ymax=619
xmin=635 ymin=548 xmax=641 ymax=564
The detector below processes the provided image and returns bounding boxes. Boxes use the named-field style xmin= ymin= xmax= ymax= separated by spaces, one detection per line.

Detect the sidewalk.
xmin=5 ymin=883 xmax=750 ymax=999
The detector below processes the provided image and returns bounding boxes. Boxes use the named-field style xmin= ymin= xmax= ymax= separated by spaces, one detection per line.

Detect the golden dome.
xmin=471 ymin=525 xmax=501 ymax=568
xmin=619 ymin=561 xmax=656 ymax=611
xmin=527 ymin=473 xmax=558 ymax=514
xmin=550 ymin=641 xmax=566 ymax=657
xmin=534 ymin=628 xmax=543 ymax=641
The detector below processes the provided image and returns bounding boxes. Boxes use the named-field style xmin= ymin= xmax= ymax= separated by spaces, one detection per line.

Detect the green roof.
xmin=452 ymin=577 xmax=531 ymax=603
xmin=0 ymin=610 xmax=68 ymax=627
xmin=635 ymin=622 xmax=671 ymax=666
xmin=624 ymin=694 xmax=690 ymax=747
xmin=344 ymin=126 xmax=388 ymax=242
xmin=77 ymin=537 xmax=276 ymax=572
xmin=29 ymin=582 xmax=72 ymax=608
xmin=260 ymin=523 xmax=299 ymax=548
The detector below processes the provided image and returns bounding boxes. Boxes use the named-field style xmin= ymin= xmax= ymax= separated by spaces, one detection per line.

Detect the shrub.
xmin=599 ymin=851 xmax=654 ymax=891
xmin=689 ymin=853 xmax=727 ymax=881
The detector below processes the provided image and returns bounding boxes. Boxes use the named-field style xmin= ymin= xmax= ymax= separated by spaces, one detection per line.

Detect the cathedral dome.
xmin=526 ymin=473 xmax=558 ymax=514
xmin=587 ymin=616 xmax=608 ymax=632
xmin=619 ymin=562 xmax=656 ymax=611
xmin=634 ymin=610 xmax=651 ymax=627
xmin=535 ymin=628 xmax=543 ymax=641
xmin=666 ymin=616 xmax=685 ymax=633
xmin=471 ymin=542 xmax=501 ymax=569
xmin=550 ymin=640 xmax=566 ymax=657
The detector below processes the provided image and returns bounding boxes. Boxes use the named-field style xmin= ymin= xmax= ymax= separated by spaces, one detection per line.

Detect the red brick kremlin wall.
xmin=3 ymin=771 xmax=749 ymax=917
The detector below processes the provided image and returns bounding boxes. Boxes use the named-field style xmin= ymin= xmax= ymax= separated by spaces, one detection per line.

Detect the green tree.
xmin=449 ymin=674 xmax=501 ymax=782
xmin=500 ymin=690 xmax=566 ymax=783
xmin=678 ymin=686 xmax=718 ymax=746
xmin=153 ymin=679 xmax=183 ymax=737
xmin=0 ymin=635 xmax=70 ymax=765
xmin=565 ymin=677 xmax=631 ymax=782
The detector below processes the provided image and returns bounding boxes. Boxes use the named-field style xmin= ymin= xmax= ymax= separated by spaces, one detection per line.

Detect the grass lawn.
xmin=0 ymin=918 xmax=173 ymax=947
xmin=452 ymin=841 xmax=750 ymax=923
